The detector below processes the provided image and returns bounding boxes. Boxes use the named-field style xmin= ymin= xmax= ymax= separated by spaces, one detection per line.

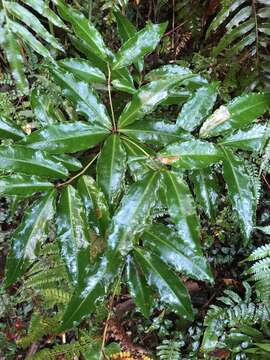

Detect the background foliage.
xmin=0 ymin=0 xmax=270 ymax=359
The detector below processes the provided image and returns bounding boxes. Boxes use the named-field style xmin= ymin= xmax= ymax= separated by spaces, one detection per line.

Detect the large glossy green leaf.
xmin=219 ymin=123 xmax=267 ymax=152
xmin=190 ymin=170 xmax=219 ymax=220
xmin=145 ymin=65 xmax=207 ymax=91
xmin=77 ymin=175 xmax=110 ymax=238
xmin=114 ymin=11 xmax=143 ymax=73
xmin=222 ymin=147 xmax=256 ymax=243
xmin=2 ymin=30 xmax=29 ymax=94
xmin=50 ymin=67 xmax=111 ymax=128
xmin=58 ymin=255 xmax=118 ymax=331
xmin=0 ymin=116 xmax=25 ymax=140
xmin=144 ymin=64 xmax=192 ymax=81
xmin=159 ymin=140 xmax=223 ymax=169
xmin=21 ymin=0 xmax=68 ymax=30
xmin=68 ymin=35 xmax=107 ymax=72
xmin=53 ymin=1 xmax=109 ymax=61
xmin=0 ymin=175 xmax=53 ymax=196
xmin=0 ymin=145 xmax=68 ymax=179
xmin=5 ymin=190 xmax=55 ymax=287
xmin=200 ymin=93 xmax=270 ymax=138
xmin=121 ymin=120 xmax=192 ymax=145
xmin=97 ymin=135 xmax=126 ymax=204
xmin=162 ymin=171 xmax=202 ymax=254
xmin=107 ymin=172 xmax=159 ymax=257
xmin=9 ymin=20 xmax=52 ymax=59
xmin=119 ymin=76 xmax=194 ymax=128
xmin=162 ymin=89 xmax=191 ymax=106
xmin=52 ymin=154 xmax=82 ymax=171
xmin=67 ymin=36 xmax=135 ymax=94
xmin=31 ymin=89 xmax=61 ymax=127
xmin=133 ymin=248 xmax=194 ymax=320
xmin=56 ymin=186 xmax=92 ymax=285
xmin=127 ymin=255 xmax=154 ymax=317
xmin=22 ymin=122 xmax=109 ymax=154
xmin=58 ymin=58 xmax=106 ymax=84
xmin=114 ymin=11 xmax=136 ymax=41
xmin=144 ymin=224 xmax=213 ymax=282
xmin=111 ymin=66 xmax=136 ymax=94
xmin=112 ymin=22 xmax=167 ymax=70
xmin=176 ymin=83 xmax=218 ymax=132
xmin=4 ymin=2 xmax=63 ymax=51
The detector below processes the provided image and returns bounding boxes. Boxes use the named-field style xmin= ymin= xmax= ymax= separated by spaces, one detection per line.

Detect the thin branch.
xmin=121 ymin=136 xmax=152 ymax=158
xmin=262 ymin=174 xmax=270 ymax=191
xmin=164 ymin=21 xmax=186 ymax=37
xmin=107 ymin=63 xmax=117 ymax=131
xmin=57 ymin=153 xmax=99 ymax=188
xmin=100 ymin=269 xmax=124 ymax=360
xmin=171 ymin=0 xmax=175 ymax=49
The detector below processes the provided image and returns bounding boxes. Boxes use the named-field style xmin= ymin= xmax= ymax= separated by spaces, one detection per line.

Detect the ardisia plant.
xmin=1 ymin=1 xmax=270 ymax=332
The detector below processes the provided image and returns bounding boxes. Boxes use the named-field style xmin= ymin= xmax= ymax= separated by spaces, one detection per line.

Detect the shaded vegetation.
xmin=0 ymin=1 xmax=270 ymax=359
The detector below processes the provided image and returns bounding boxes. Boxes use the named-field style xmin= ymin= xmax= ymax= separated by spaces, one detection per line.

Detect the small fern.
xmin=17 ymin=313 xmax=61 ymax=349
xmin=247 ymin=243 xmax=270 ymax=301
xmin=24 ymin=243 xmax=70 ymax=295
xmin=202 ymin=282 xmax=270 ymax=357
xmin=206 ymin=0 xmax=270 ymax=90
xmin=156 ymin=336 xmax=185 ymax=360
xmin=245 ymin=161 xmax=262 ymax=204
xmin=28 ymin=336 xmax=93 ymax=360
xmin=260 ymin=141 xmax=270 ymax=175
xmin=16 ymin=242 xmax=72 ymax=350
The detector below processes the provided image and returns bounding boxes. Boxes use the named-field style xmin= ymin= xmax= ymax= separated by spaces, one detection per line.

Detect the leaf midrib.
xmin=0 ymin=152 xmax=65 ymax=176
xmin=116 ymin=172 xmax=158 ymax=250
xmin=134 ymin=249 xmax=191 ymax=315
xmin=232 ymin=96 xmax=269 ymax=118
xmin=145 ymin=229 xmax=209 ymax=279
xmin=11 ymin=192 xmax=54 ymax=278
xmin=27 ymin=128 xmax=107 ymax=146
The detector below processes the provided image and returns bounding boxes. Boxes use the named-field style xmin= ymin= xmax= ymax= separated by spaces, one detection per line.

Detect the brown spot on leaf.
xmin=157 ymin=156 xmax=179 ymax=165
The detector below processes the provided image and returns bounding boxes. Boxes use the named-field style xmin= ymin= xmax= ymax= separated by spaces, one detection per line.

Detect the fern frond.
xmin=207 ymin=0 xmax=270 ymax=89
xmin=17 ymin=313 xmax=61 ymax=348
xmin=156 ymin=336 xmax=185 ymax=360
xmin=248 ymin=243 xmax=270 ymax=260
xmin=202 ymin=283 xmax=270 ymax=355
xmin=245 ymin=162 xmax=262 ymax=204
xmin=25 ymin=265 xmax=68 ymax=290
xmin=247 ymin=244 xmax=270 ymax=301
xmin=260 ymin=142 xmax=270 ymax=174
xmin=28 ymin=336 xmax=93 ymax=360
xmin=40 ymin=288 xmax=70 ymax=306
xmin=249 ymin=257 xmax=270 ymax=272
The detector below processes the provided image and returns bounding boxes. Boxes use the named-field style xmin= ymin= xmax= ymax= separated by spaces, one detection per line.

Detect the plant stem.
xmin=100 ymin=267 xmax=124 ymax=359
xmin=172 ymin=0 xmax=175 ymax=50
xmin=89 ymin=0 xmax=93 ymax=21
xmin=57 ymin=153 xmax=99 ymax=188
xmin=121 ymin=136 xmax=157 ymax=171
xmin=121 ymin=135 xmax=152 ymax=158
xmin=107 ymin=63 xmax=117 ymax=131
